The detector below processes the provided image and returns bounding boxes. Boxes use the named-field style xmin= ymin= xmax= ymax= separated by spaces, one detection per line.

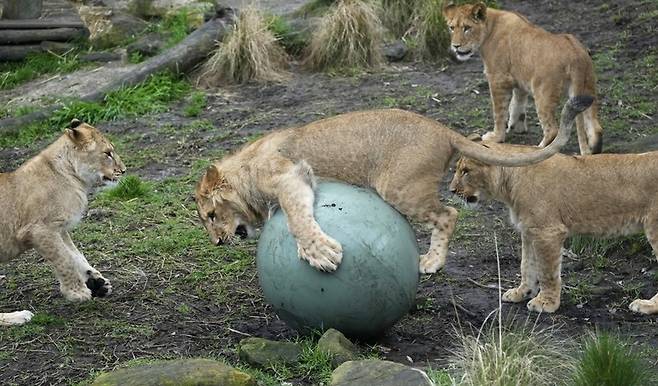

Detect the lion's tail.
xmin=451 ymin=95 xmax=594 ymax=166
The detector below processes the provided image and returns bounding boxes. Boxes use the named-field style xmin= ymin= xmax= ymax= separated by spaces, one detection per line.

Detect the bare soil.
xmin=1 ymin=0 xmax=657 ymax=384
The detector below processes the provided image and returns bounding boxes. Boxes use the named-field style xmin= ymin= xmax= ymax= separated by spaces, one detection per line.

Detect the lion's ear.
xmin=471 ymin=2 xmax=487 ymax=22
xmin=442 ymin=1 xmax=456 ymax=16
xmin=204 ymin=165 xmax=231 ymax=192
xmin=65 ymin=121 xmax=90 ymax=145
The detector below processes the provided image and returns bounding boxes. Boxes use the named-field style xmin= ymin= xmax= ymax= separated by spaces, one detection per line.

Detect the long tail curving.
xmin=452 ymin=95 xmax=594 ymax=166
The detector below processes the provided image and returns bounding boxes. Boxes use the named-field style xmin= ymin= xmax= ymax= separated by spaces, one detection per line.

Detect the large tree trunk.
xmin=0 ymin=9 xmax=236 ymax=134
xmin=0 ymin=41 xmax=74 ymax=60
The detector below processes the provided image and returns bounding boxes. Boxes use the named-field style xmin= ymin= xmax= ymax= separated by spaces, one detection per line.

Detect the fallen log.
xmin=0 ymin=41 xmax=75 ymax=61
xmin=0 ymin=8 xmax=236 ymax=134
xmin=0 ymin=28 xmax=86 ymax=44
xmin=0 ymin=19 xmax=85 ymax=29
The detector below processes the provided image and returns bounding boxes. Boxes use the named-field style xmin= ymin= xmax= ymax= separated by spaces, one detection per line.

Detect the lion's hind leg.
xmin=0 ymin=310 xmax=34 ymax=326
xmin=629 ymin=222 xmax=658 ymax=314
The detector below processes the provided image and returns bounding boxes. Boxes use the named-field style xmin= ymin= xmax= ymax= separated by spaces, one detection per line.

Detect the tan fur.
xmin=443 ymin=2 xmax=603 ymax=155
xmin=195 ymin=101 xmax=588 ymax=273
xmin=450 ymin=144 xmax=658 ymax=314
xmin=0 ymin=121 xmax=125 ymax=326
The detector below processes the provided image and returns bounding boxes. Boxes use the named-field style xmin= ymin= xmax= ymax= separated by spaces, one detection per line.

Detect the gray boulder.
xmin=317 ymin=328 xmax=358 ymax=367
xmin=91 ymin=358 xmax=256 ymax=386
xmin=383 ymin=40 xmax=409 ymax=62
xmin=238 ymin=337 xmax=302 ymax=367
xmin=330 ymin=359 xmax=434 ymax=386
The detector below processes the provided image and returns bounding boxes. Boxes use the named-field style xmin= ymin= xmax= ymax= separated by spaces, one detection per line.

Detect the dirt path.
xmin=0 ymin=0 xmax=657 ymax=384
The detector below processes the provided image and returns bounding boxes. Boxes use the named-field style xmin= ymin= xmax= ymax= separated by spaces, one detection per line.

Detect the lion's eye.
xmin=449 ymin=25 xmax=455 ymax=32
xmin=464 ymin=26 xmax=471 ymax=33
xmin=462 ymin=169 xmax=470 ymax=176
xmin=105 ymin=151 xmax=113 ymax=158
xmin=208 ymin=212 xmax=216 ymax=221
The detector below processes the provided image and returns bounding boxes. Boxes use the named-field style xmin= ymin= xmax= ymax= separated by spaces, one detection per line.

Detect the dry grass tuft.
xmin=414 ymin=0 xmax=451 ymax=60
xmin=305 ymin=0 xmax=384 ymax=71
xmin=449 ymin=316 xmax=576 ymax=386
xmin=380 ymin=0 xmax=417 ymax=38
xmin=198 ymin=6 xmax=289 ymax=85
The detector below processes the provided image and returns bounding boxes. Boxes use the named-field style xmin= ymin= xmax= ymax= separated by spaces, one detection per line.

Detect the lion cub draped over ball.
xmin=443 ymin=2 xmax=603 ymax=155
xmin=450 ymin=142 xmax=658 ymax=315
xmin=0 ymin=120 xmax=125 ymax=326
xmin=196 ymin=98 xmax=590 ymax=274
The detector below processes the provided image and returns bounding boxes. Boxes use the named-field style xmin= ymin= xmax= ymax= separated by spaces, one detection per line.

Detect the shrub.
xmin=572 ymin=332 xmax=651 ymax=386
xmin=305 ymin=0 xmax=384 ymax=71
xmin=198 ymin=6 xmax=289 ymax=85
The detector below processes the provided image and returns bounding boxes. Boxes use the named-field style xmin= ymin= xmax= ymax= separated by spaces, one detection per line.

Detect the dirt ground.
xmin=1 ymin=0 xmax=657 ymax=384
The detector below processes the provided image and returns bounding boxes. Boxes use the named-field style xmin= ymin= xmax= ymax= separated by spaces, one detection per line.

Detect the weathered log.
xmin=0 ymin=28 xmax=86 ymax=44
xmin=0 ymin=9 xmax=237 ymax=134
xmin=0 ymin=41 xmax=74 ymax=61
xmin=0 ymin=19 xmax=85 ymax=30
xmin=3 ymin=0 xmax=43 ymax=20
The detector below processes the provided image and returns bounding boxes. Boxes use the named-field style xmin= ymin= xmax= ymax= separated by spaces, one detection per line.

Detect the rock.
xmin=383 ymin=40 xmax=408 ymax=62
xmin=78 ymin=6 xmax=148 ymax=48
xmin=126 ymin=32 xmax=167 ymax=57
xmin=91 ymin=358 xmax=256 ymax=386
xmin=317 ymin=329 xmax=358 ymax=367
xmin=330 ymin=360 xmax=434 ymax=386
xmin=238 ymin=337 xmax=302 ymax=367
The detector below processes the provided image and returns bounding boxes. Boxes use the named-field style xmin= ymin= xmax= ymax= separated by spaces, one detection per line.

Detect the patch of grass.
xmin=183 ymin=91 xmax=207 ymax=117
xmin=266 ymin=14 xmax=308 ymax=56
xmin=103 ymin=175 xmax=151 ymax=201
xmin=162 ymin=7 xmax=194 ymax=47
xmin=305 ymin=0 xmax=384 ymax=71
xmin=566 ymin=278 xmax=593 ymax=306
xmin=573 ymin=332 xmax=652 ymax=386
xmin=0 ymin=72 xmax=190 ymax=148
xmin=199 ymin=6 xmax=289 ymax=85
xmin=0 ymin=51 xmax=81 ymax=90
xmin=427 ymin=367 xmax=456 ymax=386
xmin=31 ymin=313 xmax=66 ymax=326
xmin=295 ymin=0 xmax=337 ymax=17
xmin=415 ymin=0 xmax=451 ymax=60
xmin=568 ymin=234 xmax=651 ymax=259
xmin=450 ymin=318 xmax=576 ymax=386
xmin=381 ymin=0 xmax=417 ymax=38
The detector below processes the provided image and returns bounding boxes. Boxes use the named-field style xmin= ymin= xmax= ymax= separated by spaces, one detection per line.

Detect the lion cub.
xmin=0 ymin=120 xmax=125 ymax=326
xmin=450 ymin=144 xmax=658 ymax=314
xmin=443 ymin=2 xmax=603 ymax=155
xmin=196 ymin=98 xmax=590 ymax=274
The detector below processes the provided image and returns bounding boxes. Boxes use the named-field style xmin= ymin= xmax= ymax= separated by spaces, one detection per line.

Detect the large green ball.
xmin=256 ymin=182 xmax=419 ymax=338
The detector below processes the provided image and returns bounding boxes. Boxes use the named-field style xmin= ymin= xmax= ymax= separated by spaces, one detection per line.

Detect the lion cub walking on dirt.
xmin=0 ymin=120 xmax=124 ymax=326
xmin=443 ymin=2 xmax=603 ymax=155
xmin=450 ymin=142 xmax=658 ymax=315
xmin=195 ymin=98 xmax=590 ymax=274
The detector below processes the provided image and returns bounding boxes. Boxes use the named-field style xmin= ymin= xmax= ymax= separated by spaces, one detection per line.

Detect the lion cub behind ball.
xmin=0 ymin=120 xmax=125 ymax=326
xmin=450 ymin=144 xmax=658 ymax=314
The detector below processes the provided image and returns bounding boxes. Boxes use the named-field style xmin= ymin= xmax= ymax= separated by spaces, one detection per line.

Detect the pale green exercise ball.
xmin=256 ymin=182 xmax=419 ymax=338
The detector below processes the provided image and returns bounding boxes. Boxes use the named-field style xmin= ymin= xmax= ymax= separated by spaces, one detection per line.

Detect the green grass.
xmin=572 ymin=333 xmax=652 ymax=386
xmin=0 ymin=72 xmax=190 ymax=148
xmin=183 ymin=91 xmax=207 ymax=117
xmin=266 ymin=14 xmax=308 ymax=56
xmin=103 ymin=175 xmax=151 ymax=201
xmin=0 ymin=51 xmax=81 ymax=90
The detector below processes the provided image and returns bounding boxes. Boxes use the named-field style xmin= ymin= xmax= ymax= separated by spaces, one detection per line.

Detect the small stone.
xmin=91 ymin=358 xmax=256 ymax=386
xmin=317 ymin=329 xmax=358 ymax=367
xmin=330 ymin=359 xmax=433 ymax=386
xmin=238 ymin=337 xmax=302 ymax=367
xmin=126 ymin=32 xmax=167 ymax=57
xmin=383 ymin=40 xmax=408 ymax=62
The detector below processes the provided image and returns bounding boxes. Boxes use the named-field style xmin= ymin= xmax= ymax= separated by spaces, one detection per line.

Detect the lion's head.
xmin=195 ymin=164 xmax=258 ymax=246
xmin=449 ymin=156 xmax=491 ymax=207
xmin=65 ymin=119 xmax=126 ymax=187
xmin=442 ymin=1 xmax=488 ymax=62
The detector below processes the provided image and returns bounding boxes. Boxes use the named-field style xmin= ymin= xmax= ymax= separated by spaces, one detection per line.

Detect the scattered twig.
xmin=467 ymin=277 xmax=503 ymax=291
xmin=227 ymin=327 xmax=252 ymax=337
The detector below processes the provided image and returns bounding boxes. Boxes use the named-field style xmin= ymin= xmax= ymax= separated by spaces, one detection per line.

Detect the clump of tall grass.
xmin=572 ymin=332 xmax=651 ymax=386
xmin=104 ymin=175 xmax=150 ymax=201
xmin=199 ymin=6 xmax=289 ymax=85
xmin=450 ymin=315 xmax=576 ymax=385
xmin=380 ymin=0 xmax=416 ymax=38
xmin=305 ymin=0 xmax=384 ymax=71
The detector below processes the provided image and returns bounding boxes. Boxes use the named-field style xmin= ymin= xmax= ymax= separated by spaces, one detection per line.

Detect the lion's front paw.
xmin=61 ymin=285 xmax=92 ymax=302
xmin=527 ymin=294 xmax=560 ymax=313
xmin=419 ymin=253 xmax=444 ymax=274
xmin=502 ymin=285 xmax=537 ymax=303
xmin=297 ymin=234 xmax=343 ymax=272
xmin=629 ymin=298 xmax=658 ymax=315
xmin=1 ymin=310 xmax=34 ymax=326
xmin=85 ymin=270 xmax=112 ymax=297
xmin=482 ymin=131 xmax=505 ymax=143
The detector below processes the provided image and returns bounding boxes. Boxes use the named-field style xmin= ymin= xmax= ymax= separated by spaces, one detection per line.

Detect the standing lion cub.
xmin=450 ymin=143 xmax=658 ymax=314
xmin=0 ymin=120 xmax=124 ymax=326
xmin=195 ymin=98 xmax=590 ymax=274
xmin=443 ymin=2 xmax=603 ymax=155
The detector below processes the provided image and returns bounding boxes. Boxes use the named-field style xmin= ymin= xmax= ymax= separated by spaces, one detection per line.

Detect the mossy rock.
xmin=238 ymin=337 xmax=302 ymax=367
xmin=91 ymin=358 xmax=256 ymax=386
xmin=317 ymin=328 xmax=358 ymax=367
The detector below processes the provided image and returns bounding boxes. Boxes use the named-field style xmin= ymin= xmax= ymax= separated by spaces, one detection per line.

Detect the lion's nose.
xmin=452 ymin=44 xmax=461 ymax=49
